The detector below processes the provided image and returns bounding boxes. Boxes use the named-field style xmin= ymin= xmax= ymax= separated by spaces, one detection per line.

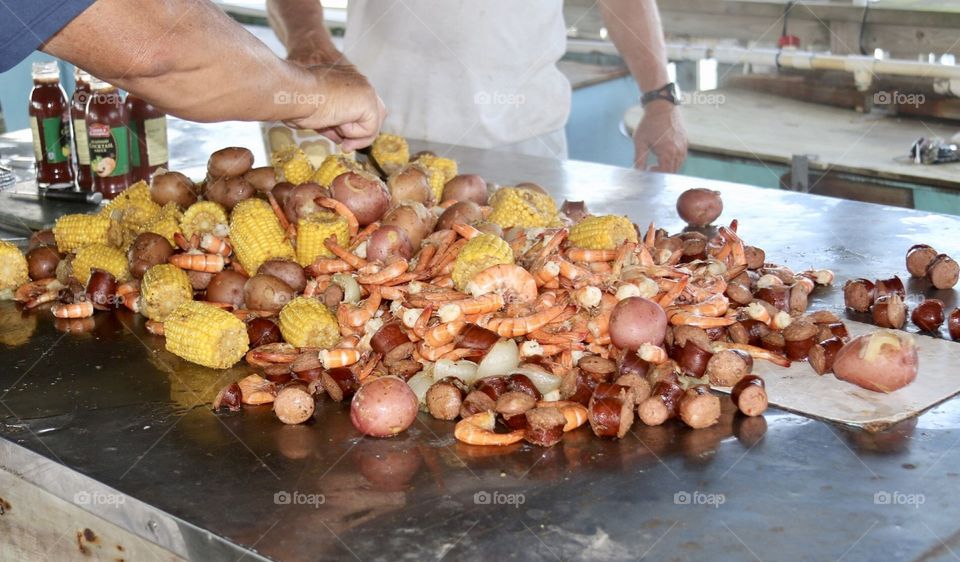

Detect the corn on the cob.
xmin=53 ymin=213 xmax=123 ymax=252
xmin=142 ymin=203 xmax=183 ymax=245
xmin=0 ymin=240 xmax=28 ymax=296
xmin=164 ymin=300 xmax=249 ymax=369
xmin=101 ymin=181 xmax=161 ymax=233
xmin=568 ymin=215 xmax=638 ymax=250
xmin=141 ymin=263 xmax=193 ymax=321
xmin=229 ymin=199 xmax=295 ymax=273
xmin=313 ymin=154 xmax=356 ymax=187
xmin=278 ymin=296 xmax=340 ymax=349
xmin=180 ymin=201 xmax=228 ymax=239
xmin=295 ymin=211 xmax=349 ymax=266
xmin=272 ymin=146 xmax=313 ymax=185
xmin=451 ymin=233 xmax=514 ymax=291
xmin=72 ymin=243 xmax=129 ymax=285
xmin=370 ymin=133 xmax=409 ymax=174
xmin=415 ymin=154 xmax=458 ymax=201
xmin=488 ymin=187 xmax=560 ymax=229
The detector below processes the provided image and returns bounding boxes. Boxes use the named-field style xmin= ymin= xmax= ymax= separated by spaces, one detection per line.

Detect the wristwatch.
xmin=641 ymin=82 xmax=680 ymax=107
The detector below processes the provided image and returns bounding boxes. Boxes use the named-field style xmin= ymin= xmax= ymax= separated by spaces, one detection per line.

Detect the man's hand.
xmin=633 ymin=102 xmax=688 ymax=172
xmin=288 ymin=63 xmax=387 ymax=152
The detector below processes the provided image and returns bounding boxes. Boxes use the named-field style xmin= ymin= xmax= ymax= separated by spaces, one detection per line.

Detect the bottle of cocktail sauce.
xmin=85 ymin=77 xmax=130 ymax=198
xmin=28 ymin=61 xmax=74 ymax=187
xmin=125 ymin=94 xmax=168 ymax=183
xmin=71 ymin=68 xmax=93 ymax=191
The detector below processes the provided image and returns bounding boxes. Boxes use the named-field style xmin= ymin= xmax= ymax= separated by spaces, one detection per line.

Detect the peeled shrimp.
xmin=454 ymin=411 xmax=524 ymax=446
xmin=424 ymin=320 xmax=466 ymax=347
xmin=465 ymin=264 xmax=537 ymax=304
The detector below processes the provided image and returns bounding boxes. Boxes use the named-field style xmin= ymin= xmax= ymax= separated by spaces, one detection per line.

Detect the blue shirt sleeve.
xmin=0 ymin=0 xmax=96 ymax=72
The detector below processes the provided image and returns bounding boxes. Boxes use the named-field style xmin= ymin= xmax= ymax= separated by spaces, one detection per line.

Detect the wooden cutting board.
xmin=715 ymin=320 xmax=960 ymax=432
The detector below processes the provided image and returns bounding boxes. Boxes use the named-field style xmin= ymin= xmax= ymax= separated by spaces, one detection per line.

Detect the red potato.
xmin=387 ymin=165 xmax=432 ymax=205
xmin=205 ymin=270 xmax=248 ymax=308
xmin=207 ymin=147 xmax=254 ymax=179
xmin=436 ymin=201 xmax=484 ymax=231
xmin=441 ymin=174 xmax=488 ymax=205
xmin=150 ymin=170 xmax=197 ymax=208
xmin=609 ymin=297 xmax=668 ymax=350
xmin=28 ymin=229 xmax=57 ymax=251
xmin=26 ymin=246 xmax=60 ymax=280
xmin=205 ymin=176 xmax=255 ymax=212
xmin=350 ymin=376 xmax=419 ymax=437
xmin=128 ymin=232 xmax=174 ymax=279
xmin=366 ymin=225 xmax=414 ymax=263
xmin=833 ymin=330 xmax=919 ymax=393
xmin=243 ymin=274 xmax=295 ymax=313
xmin=257 ymin=259 xmax=307 ymax=293
xmin=381 ymin=203 xmax=434 ymax=248
xmin=274 ymin=385 xmax=315 ymax=425
xmin=244 ymin=166 xmax=278 ymax=193
xmin=330 ymin=171 xmax=391 ymax=226
xmin=676 ymin=188 xmax=723 ymax=227
xmin=283 ymin=182 xmax=329 ymax=224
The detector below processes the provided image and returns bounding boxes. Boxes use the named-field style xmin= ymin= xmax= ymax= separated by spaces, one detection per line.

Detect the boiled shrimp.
xmin=51 ymin=301 xmax=94 ymax=319
xmin=465 ymin=264 xmax=537 ymax=304
xmin=454 ymin=411 xmax=524 ymax=446
xmin=169 ymin=252 xmax=225 ymax=273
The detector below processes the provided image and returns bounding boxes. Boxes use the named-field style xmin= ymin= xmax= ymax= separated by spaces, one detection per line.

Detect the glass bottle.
xmin=71 ymin=68 xmax=93 ymax=191
xmin=124 ymin=94 xmax=168 ymax=183
xmin=85 ymin=78 xmax=130 ymax=198
xmin=28 ymin=61 xmax=74 ymax=187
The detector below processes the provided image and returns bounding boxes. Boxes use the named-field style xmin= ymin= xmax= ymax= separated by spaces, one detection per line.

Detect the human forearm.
xmin=42 ymin=0 xmax=320 ymax=123
xmin=598 ymin=0 xmax=670 ymax=94
xmin=267 ymin=0 xmax=344 ymax=65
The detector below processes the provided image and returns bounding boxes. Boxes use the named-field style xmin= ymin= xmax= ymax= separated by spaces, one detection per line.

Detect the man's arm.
xmin=598 ymin=0 xmax=688 ymax=172
xmin=42 ymin=0 xmax=383 ymax=150
xmin=267 ymin=0 xmax=343 ymax=65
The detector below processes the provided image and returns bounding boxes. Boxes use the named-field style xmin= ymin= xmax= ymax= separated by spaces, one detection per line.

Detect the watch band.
xmin=641 ymin=82 xmax=680 ymax=107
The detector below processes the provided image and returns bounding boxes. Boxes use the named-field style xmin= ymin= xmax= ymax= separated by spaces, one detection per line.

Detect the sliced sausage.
xmin=524 ymin=407 xmax=566 ymax=447
xmin=426 ymin=377 xmax=466 ymax=420
xmin=678 ymin=385 xmax=721 ymax=429
xmin=731 ymin=375 xmax=768 ymax=416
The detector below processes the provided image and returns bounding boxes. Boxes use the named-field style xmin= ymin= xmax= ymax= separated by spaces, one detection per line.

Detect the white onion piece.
xmin=513 ymin=364 xmax=561 ymax=394
xmin=407 ymin=371 xmax=434 ymax=407
xmin=475 ymin=339 xmax=519 ymax=379
xmin=331 ymin=274 xmax=361 ymax=304
xmin=541 ymin=389 xmax=561 ymax=402
xmin=433 ymin=359 xmax=479 ymax=386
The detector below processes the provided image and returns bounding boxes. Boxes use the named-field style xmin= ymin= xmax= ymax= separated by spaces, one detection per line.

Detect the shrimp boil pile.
xmin=8 ymin=134 xmax=860 ymax=448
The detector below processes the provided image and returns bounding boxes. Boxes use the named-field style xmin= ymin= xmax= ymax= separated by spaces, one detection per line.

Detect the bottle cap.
xmin=31 ymin=61 xmax=60 ymax=81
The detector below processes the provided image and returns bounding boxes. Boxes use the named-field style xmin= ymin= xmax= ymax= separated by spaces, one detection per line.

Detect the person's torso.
xmin=343 ymin=0 xmax=570 ymax=148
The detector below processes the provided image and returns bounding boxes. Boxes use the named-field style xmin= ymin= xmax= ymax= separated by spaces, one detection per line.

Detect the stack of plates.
xmin=0 ymin=165 xmax=16 ymax=191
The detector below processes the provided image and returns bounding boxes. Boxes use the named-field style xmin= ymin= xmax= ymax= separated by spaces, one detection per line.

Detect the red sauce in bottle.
xmin=28 ymin=61 xmax=74 ymax=187
xmin=124 ymin=94 xmax=168 ymax=183
xmin=71 ymin=68 xmax=93 ymax=191
xmin=85 ymin=78 xmax=130 ymax=199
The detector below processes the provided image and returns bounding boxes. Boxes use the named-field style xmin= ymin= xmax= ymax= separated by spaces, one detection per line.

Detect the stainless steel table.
xmin=2 ymin=125 xmax=960 ymax=562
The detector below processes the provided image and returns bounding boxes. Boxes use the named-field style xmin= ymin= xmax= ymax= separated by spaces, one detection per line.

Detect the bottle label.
xmin=40 ymin=116 xmax=69 ymax=164
xmin=144 ymin=116 xmax=168 ymax=167
xmin=73 ymin=120 xmax=90 ymax=165
xmin=59 ymin=114 xmax=72 ymax=161
xmin=129 ymin=122 xmax=141 ymax=168
xmin=29 ymin=117 xmax=42 ymax=161
xmin=88 ymin=123 xmax=130 ymax=178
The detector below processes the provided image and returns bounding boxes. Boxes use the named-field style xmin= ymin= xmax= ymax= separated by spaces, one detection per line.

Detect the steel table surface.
xmin=2 ymin=131 xmax=960 ymax=562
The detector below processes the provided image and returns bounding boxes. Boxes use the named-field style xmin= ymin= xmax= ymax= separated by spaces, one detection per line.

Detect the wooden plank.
xmin=623 ymin=88 xmax=960 ymax=187
xmin=0 ymin=469 xmax=186 ymax=561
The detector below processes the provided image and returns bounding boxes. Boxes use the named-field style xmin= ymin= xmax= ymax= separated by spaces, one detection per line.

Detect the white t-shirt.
xmin=343 ymin=0 xmax=571 ymax=149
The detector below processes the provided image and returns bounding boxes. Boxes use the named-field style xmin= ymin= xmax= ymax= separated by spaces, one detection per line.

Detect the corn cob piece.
xmin=141 ymin=203 xmax=183 ymax=245
xmin=0 ymin=240 xmax=29 ymax=296
xmin=141 ymin=263 xmax=193 ymax=321
xmin=272 ymin=146 xmax=314 ymax=185
xmin=72 ymin=243 xmax=129 ymax=285
xmin=313 ymin=154 xmax=357 ymax=187
xmin=180 ymin=201 xmax=228 ymax=239
xmin=415 ymin=154 xmax=458 ymax=201
xmin=295 ymin=211 xmax=349 ymax=266
xmin=568 ymin=215 xmax=638 ymax=250
xmin=53 ymin=213 xmax=123 ymax=253
xmin=451 ymin=233 xmax=515 ymax=291
xmin=101 ymin=181 xmax=161 ymax=233
xmin=278 ymin=296 xmax=340 ymax=349
xmin=488 ymin=187 xmax=560 ymax=229
xmin=229 ymin=199 xmax=295 ymax=273
xmin=370 ymin=133 xmax=409 ymax=174
xmin=164 ymin=300 xmax=249 ymax=369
